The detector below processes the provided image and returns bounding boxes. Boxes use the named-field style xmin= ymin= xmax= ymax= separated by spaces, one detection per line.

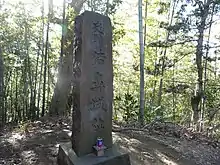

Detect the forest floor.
xmin=0 ymin=116 xmax=219 ymax=165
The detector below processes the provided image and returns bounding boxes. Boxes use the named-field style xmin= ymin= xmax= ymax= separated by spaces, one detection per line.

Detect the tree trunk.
xmin=10 ymin=73 xmax=13 ymax=122
xmin=37 ymin=53 xmax=44 ymax=117
xmin=138 ymin=0 xmax=145 ymax=125
xmin=32 ymin=47 xmax=40 ymax=120
xmin=25 ymin=22 xmax=33 ymax=120
xmin=143 ymin=0 xmax=147 ymax=47
xmin=191 ymin=0 xmax=211 ymax=131
xmin=0 ymin=47 xmax=4 ymax=126
xmin=23 ymin=58 xmax=28 ymax=121
xmin=49 ymin=0 xmax=86 ymax=116
xmin=49 ymin=0 xmax=68 ymax=116
xmin=42 ymin=10 xmax=50 ymax=117
xmin=143 ymin=0 xmax=148 ymax=109
xmin=4 ymin=70 xmax=12 ymax=124
xmin=37 ymin=0 xmax=45 ymax=118
xmin=15 ymin=69 xmax=21 ymax=121
xmin=172 ymin=62 xmax=175 ymax=121
xmin=200 ymin=3 xmax=215 ymax=132
xmin=47 ymin=45 xmax=50 ymax=112
xmin=157 ymin=0 xmax=176 ymax=117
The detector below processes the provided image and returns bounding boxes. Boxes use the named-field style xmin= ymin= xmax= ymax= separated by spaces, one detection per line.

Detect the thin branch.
xmin=147 ymin=39 xmax=197 ymax=48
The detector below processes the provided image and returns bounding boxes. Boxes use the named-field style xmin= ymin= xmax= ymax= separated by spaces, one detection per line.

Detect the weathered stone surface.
xmin=57 ymin=142 xmax=131 ymax=165
xmin=72 ymin=11 xmax=113 ymax=157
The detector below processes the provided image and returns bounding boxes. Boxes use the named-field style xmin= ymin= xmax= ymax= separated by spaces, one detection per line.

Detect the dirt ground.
xmin=0 ymin=117 xmax=219 ymax=165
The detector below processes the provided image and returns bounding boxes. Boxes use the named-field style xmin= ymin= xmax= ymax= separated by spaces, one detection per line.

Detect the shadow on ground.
xmin=114 ymin=131 xmax=197 ymax=165
xmin=0 ymin=117 xmax=71 ymax=165
xmin=0 ymin=117 xmax=205 ymax=165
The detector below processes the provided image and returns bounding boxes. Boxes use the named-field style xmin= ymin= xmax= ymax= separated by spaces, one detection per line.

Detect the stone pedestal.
xmin=57 ymin=142 xmax=131 ymax=165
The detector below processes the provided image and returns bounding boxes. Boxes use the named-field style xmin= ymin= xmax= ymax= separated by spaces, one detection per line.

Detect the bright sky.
xmin=5 ymin=0 xmax=63 ymax=16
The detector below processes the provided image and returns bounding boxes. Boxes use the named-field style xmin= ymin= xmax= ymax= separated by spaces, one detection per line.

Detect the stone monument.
xmin=57 ymin=11 xmax=131 ymax=165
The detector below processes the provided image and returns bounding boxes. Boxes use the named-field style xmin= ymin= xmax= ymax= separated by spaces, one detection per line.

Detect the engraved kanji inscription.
xmin=91 ymin=117 xmax=105 ymax=131
xmin=88 ymin=96 xmax=108 ymax=112
xmin=92 ymin=48 xmax=106 ymax=65
xmin=92 ymin=21 xmax=104 ymax=36
xmin=91 ymin=20 xmax=106 ymax=65
xmin=91 ymin=20 xmax=104 ymax=50
xmin=90 ymin=72 xmax=105 ymax=92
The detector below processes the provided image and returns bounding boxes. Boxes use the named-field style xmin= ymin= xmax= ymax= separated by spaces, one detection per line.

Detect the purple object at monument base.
xmin=97 ymin=138 xmax=103 ymax=147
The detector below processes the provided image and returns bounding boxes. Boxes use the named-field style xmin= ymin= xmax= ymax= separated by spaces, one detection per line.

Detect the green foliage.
xmin=112 ymin=21 xmax=126 ymax=46
xmin=86 ymin=0 xmax=122 ymax=15
xmin=114 ymin=93 xmax=139 ymax=122
xmin=0 ymin=0 xmax=60 ymax=123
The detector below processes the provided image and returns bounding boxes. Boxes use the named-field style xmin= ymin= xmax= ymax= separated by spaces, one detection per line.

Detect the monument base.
xmin=57 ymin=142 xmax=131 ymax=165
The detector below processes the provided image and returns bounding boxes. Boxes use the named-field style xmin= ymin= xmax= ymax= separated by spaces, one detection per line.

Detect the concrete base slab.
xmin=57 ymin=142 xmax=131 ymax=165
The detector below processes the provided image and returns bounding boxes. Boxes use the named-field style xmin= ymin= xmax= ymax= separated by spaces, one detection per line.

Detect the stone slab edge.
xmin=57 ymin=142 xmax=131 ymax=165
